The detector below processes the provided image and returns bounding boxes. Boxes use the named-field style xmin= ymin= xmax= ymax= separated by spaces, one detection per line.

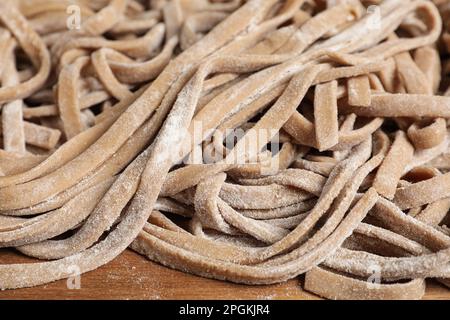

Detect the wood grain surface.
xmin=0 ymin=248 xmax=449 ymax=300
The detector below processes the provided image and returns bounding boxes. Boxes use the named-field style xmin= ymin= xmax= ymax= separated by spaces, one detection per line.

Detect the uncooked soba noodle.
xmin=0 ymin=0 xmax=450 ymax=300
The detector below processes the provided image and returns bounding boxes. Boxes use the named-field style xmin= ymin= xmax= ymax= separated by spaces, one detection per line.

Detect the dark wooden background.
xmin=0 ymin=248 xmax=448 ymax=300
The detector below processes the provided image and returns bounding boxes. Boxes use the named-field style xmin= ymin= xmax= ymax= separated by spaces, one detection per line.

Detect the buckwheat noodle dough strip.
xmin=372 ymin=131 xmax=414 ymax=199
xmin=1 ymin=0 xmax=450 ymax=299
xmin=405 ymin=168 xmax=450 ymax=227
xmin=277 ymin=1 xmax=364 ymax=55
xmin=313 ymin=61 xmax=394 ymax=85
xmin=376 ymin=56 xmax=397 ymax=93
xmin=0 ymin=85 xmax=145 ymax=188
xmin=0 ymin=152 xmax=46 ymax=176
xmin=17 ymin=0 xmax=95 ymax=18
xmin=324 ymin=245 xmax=450 ymax=280
xmin=14 ymin=31 xmax=274 ymax=288
xmin=197 ymin=74 xmax=248 ymax=111
xmin=22 ymin=91 xmax=110 ymax=119
xmin=16 ymin=146 xmax=154 ymax=259
xmin=304 ymin=266 xmax=426 ymax=300
xmin=0 ymin=3 xmax=51 ymax=103
xmin=0 ymin=117 xmax=61 ymax=151
xmin=343 ymin=93 xmax=450 ymax=117
xmin=146 ymin=212 xmax=191 ymax=235
xmin=416 ymin=198 xmax=450 ymax=227
xmin=370 ymin=198 xmax=450 ymax=251
xmin=314 ymin=80 xmax=339 ymax=151
xmin=292 ymin=158 xmax=335 ymax=176
xmin=1 ymin=104 xmax=169 ymax=217
xmin=137 ymin=223 xmax=255 ymax=263
xmin=236 ymin=199 xmax=316 ymax=220
xmin=15 ymin=93 xmax=196 ymax=249
xmin=0 ymin=29 xmax=11 ymax=77
xmin=187 ymin=60 xmax=316 ymax=150
xmin=156 ymin=55 xmax=299 ymax=194
xmin=161 ymin=63 xmax=322 ymax=196
xmin=220 ymin=183 xmax=313 ymax=210
xmin=425 ymin=147 xmax=450 ymax=170
xmin=285 ymin=109 xmax=383 ymax=151
xmin=241 ymin=140 xmax=374 ymax=264
xmin=109 ymin=16 xmax=159 ymax=35
xmin=352 ymin=222 xmax=429 ymax=256
xmin=0 ymin=0 xmax=282 ymax=288
xmin=407 ymin=118 xmax=447 ymax=150
xmin=131 ymin=188 xmax=378 ymax=284
xmin=0 ymin=178 xmax=114 ymax=248
xmin=414 ymin=46 xmax=441 ymax=94
xmin=172 ymin=56 xmax=310 ymax=162
xmin=0 ymin=215 xmax=38 ymax=233
xmin=207 ymin=84 xmax=288 ymax=159
xmin=194 ymin=172 xmax=237 ymax=235
xmin=107 ymin=36 xmax=178 ymax=83
xmin=210 ymin=83 xmax=287 ymax=135
xmin=261 ymin=212 xmax=310 ymax=229
xmin=217 ymin=198 xmax=290 ymax=244
xmin=405 ymin=134 xmax=449 ymax=172
xmin=224 ymin=64 xmax=324 ymax=163
xmin=304 ymin=155 xmax=336 ymax=164
xmin=394 ymin=172 xmax=450 ymax=210
xmin=260 ymin=134 xmax=388 ymax=267
xmin=203 ymin=1 xmax=361 ymax=90
xmin=160 ymin=137 xmax=370 ymax=264
xmin=394 ymin=51 xmax=432 ymax=95
xmin=0 ymin=11 xmax=272 ymax=212
xmin=186 ymin=0 xmax=242 ymax=13
xmin=29 ymin=12 xmax=90 ymax=36
xmin=210 ymin=0 xmax=304 ymax=57
xmin=58 ymin=56 xmax=91 ymax=139
xmin=202 ymin=4 xmax=384 ymax=116
xmin=347 ymin=75 xmax=371 ymax=107
xmin=180 ymin=11 xmax=228 ymax=50
xmin=162 ymin=0 xmax=183 ymax=40
xmin=235 ymin=169 xmax=326 ymax=196
xmin=407 ymin=168 xmax=450 ymax=286
xmin=6 ymin=108 xmax=157 ymax=218
xmin=56 ymin=23 xmax=166 ymax=61
xmin=154 ymin=197 xmax=193 ymax=218
xmin=20 ymin=122 xmax=61 ymax=150
xmin=368 ymin=74 xmax=385 ymax=92
xmin=334 ymin=114 xmax=357 ymax=161
xmin=227 ymin=142 xmax=297 ymax=179
xmin=1 ymin=38 xmax=26 ymax=155
xmin=50 ymin=0 xmax=128 ymax=59
xmin=36 ymin=103 xmax=366 ymax=272
xmin=91 ymin=49 xmax=133 ymax=101
xmin=206 ymin=23 xmax=302 ymax=87
xmin=326 ymin=198 xmax=448 ymax=278
xmin=355 ymin=2 xmax=441 ymax=60
xmin=91 ymin=50 xmax=163 ymax=97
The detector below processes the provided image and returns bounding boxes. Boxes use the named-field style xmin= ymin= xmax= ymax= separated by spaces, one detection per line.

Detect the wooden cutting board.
xmin=0 ymin=248 xmax=449 ymax=300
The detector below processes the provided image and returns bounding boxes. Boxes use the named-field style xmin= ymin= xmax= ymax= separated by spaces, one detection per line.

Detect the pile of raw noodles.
xmin=1 ymin=0 xmax=450 ymax=300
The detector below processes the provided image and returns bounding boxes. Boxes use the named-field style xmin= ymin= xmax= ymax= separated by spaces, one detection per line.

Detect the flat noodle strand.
xmin=0 ymin=0 xmax=449 ymax=300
